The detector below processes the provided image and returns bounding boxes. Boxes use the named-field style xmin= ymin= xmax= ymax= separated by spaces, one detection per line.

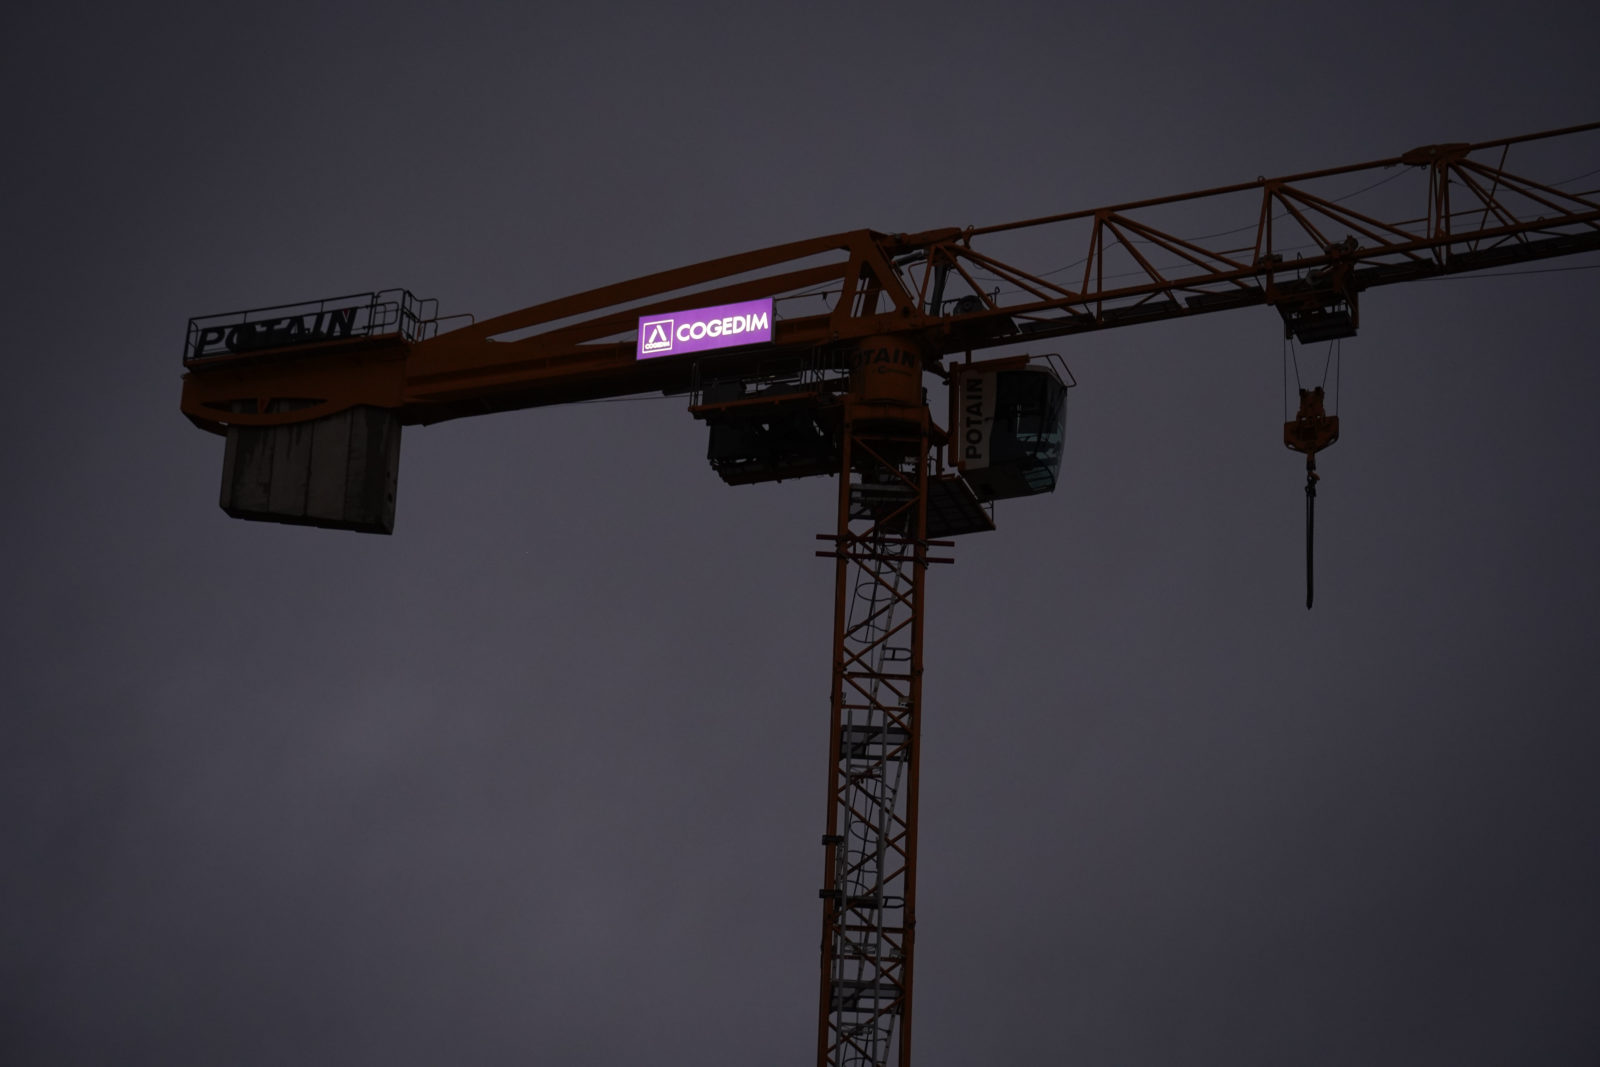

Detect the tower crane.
xmin=179 ymin=122 xmax=1600 ymax=1067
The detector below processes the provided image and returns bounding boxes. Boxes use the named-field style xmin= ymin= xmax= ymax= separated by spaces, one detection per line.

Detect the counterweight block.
xmin=219 ymin=404 xmax=401 ymax=534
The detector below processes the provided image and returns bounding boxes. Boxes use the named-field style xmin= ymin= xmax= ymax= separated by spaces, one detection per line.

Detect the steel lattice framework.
xmin=815 ymin=402 xmax=945 ymax=1067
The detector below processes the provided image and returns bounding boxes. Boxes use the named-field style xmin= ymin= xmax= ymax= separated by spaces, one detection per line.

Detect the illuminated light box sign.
xmin=636 ymin=298 xmax=773 ymax=360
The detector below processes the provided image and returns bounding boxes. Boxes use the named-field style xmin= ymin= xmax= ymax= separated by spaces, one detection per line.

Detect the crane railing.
xmin=184 ymin=288 xmax=443 ymax=365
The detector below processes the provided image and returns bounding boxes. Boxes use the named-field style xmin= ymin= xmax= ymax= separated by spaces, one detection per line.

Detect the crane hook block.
xmin=1284 ymin=386 xmax=1336 ymax=610
xmin=1283 ymin=386 xmax=1338 ymax=458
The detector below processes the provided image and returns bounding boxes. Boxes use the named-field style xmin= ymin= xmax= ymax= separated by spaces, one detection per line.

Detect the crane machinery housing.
xmin=179 ymin=122 xmax=1600 ymax=1067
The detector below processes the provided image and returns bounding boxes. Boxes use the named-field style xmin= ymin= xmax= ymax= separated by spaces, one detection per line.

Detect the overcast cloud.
xmin=4 ymin=2 xmax=1598 ymax=1064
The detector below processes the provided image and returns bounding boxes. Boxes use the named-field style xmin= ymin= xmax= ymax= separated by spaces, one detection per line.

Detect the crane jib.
xmin=635 ymin=298 xmax=773 ymax=359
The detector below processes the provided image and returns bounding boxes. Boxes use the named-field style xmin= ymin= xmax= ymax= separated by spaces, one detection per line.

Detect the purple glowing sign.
xmin=636 ymin=298 xmax=773 ymax=360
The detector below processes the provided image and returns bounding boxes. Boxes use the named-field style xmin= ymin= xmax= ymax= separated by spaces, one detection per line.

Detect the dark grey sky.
xmin=5 ymin=2 xmax=1598 ymax=1064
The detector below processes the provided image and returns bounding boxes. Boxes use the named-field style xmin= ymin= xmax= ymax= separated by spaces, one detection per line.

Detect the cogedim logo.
xmin=676 ymin=311 xmax=768 ymax=342
xmin=640 ymin=318 xmax=675 ymax=354
xmin=636 ymin=299 xmax=774 ymax=361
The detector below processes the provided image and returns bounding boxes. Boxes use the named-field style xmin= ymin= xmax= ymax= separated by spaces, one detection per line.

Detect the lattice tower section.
xmin=816 ymin=408 xmax=933 ymax=1067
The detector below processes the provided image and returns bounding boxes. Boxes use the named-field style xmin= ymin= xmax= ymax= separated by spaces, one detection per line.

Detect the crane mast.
xmin=177 ymin=123 xmax=1599 ymax=1067
xmin=812 ymin=337 xmax=941 ymax=1067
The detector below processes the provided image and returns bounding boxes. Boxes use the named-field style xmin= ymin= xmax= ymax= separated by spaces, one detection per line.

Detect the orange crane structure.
xmin=180 ymin=122 xmax=1599 ymax=1067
